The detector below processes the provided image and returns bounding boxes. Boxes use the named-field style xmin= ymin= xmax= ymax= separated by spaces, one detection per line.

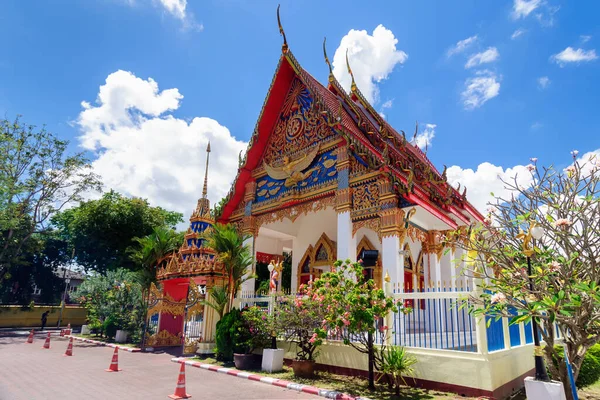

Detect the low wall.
xmin=277 ymin=340 xmax=534 ymax=399
xmin=0 ymin=305 xmax=87 ymax=328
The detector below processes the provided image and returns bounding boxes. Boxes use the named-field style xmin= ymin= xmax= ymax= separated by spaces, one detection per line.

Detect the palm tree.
xmin=129 ymin=226 xmax=184 ymax=296
xmin=202 ymin=223 xmax=254 ymax=310
xmin=201 ymin=285 xmax=229 ymax=320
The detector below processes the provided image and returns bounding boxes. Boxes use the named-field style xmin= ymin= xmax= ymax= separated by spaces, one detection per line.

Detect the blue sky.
xmin=0 ymin=0 xmax=598 ymax=219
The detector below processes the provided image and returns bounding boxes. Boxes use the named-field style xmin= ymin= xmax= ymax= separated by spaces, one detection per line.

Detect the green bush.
xmin=552 ymin=345 xmax=600 ymax=388
xmin=587 ymin=344 xmax=600 ymax=360
xmin=215 ymin=309 xmax=249 ymax=361
xmin=103 ymin=315 xmax=118 ymax=340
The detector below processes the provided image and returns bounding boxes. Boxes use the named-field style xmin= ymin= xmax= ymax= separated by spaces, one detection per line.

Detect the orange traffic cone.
xmin=42 ymin=332 xmax=51 ymax=349
xmin=64 ymin=337 xmax=73 ymax=356
xmin=105 ymin=347 xmax=121 ymax=372
xmin=26 ymin=330 xmax=34 ymax=344
xmin=60 ymin=329 xmax=65 ymax=337
xmin=66 ymin=323 xmax=71 ymax=335
xmin=168 ymin=363 xmax=191 ymax=399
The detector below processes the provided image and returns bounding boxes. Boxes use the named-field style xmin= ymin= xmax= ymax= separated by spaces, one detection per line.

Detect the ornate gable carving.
xmin=253 ymin=78 xmax=339 ymax=205
xmin=262 ymin=79 xmax=336 ymax=164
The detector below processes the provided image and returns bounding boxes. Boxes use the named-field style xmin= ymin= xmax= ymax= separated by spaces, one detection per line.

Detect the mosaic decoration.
xmin=352 ymin=217 xmax=381 ymax=237
xmin=186 ymin=279 xmax=205 ymax=320
xmin=254 ymin=195 xmax=335 ymax=228
xmin=255 ymin=148 xmax=337 ymax=203
xmin=145 ymin=330 xmax=181 ymax=347
xmin=351 ymin=180 xmax=380 ymax=220
xmin=262 ymin=79 xmax=336 ymax=165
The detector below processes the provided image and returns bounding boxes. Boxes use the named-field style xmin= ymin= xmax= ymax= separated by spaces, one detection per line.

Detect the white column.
xmin=291 ymin=237 xmax=300 ymax=292
xmin=382 ymin=234 xmax=405 ymax=342
xmin=336 ymin=211 xmax=356 ymax=263
xmin=382 ymin=235 xmax=404 ymax=290
xmin=241 ymin=235 xmax=256 ymax=294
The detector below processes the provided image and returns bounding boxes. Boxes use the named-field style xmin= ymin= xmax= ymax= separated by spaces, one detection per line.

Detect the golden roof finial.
xmin=202 ymin=141 xmax=211 ymax=199
xmin=384 ymin=270 xmax=391 ymax=283
xmin=345 ymin=49 xmax=357 ymax=92
xmin=276 ymin=5 xmax=288 ymax=54
xmin=323 ymin=37 xmax=333 ymax=76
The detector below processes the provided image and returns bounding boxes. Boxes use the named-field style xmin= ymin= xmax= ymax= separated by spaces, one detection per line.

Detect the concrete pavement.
xmin=0 ymin=334 xmax=314 ymax=400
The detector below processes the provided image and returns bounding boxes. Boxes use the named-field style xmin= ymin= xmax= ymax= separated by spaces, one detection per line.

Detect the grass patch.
xmin=189 ymin=356 xmax=477 ymax=400
xmin=579 ymin=380 xmax=600 ymax=400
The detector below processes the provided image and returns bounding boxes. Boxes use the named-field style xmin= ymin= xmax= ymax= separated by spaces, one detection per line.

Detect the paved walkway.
xmin=0 ymin=333 xmax=313 ymax=400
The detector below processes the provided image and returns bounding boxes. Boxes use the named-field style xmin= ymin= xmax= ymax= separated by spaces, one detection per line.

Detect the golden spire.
xmin=277 ymin=5 xmax=288 ymax=54
xmin=345 ymin=49 xmax=357 ymax=93
xmin=202 ymin=141 xmax=211 ymax=199
xmin=323 ymin=37 xmax=333 ymax=75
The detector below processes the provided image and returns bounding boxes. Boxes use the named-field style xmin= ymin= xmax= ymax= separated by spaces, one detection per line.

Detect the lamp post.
xmin=522 ymin=224 xmax=550 ymax=382
xmin=57 ymin=276 xmax=71 ymax=328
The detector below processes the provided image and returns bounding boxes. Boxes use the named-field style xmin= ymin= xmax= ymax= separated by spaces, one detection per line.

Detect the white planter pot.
xmin=261 ymin=348 xmax=284 ymax=373
xmin=524 ymin=377 xmax=566 ymax=400
xmin=115 ymin=330 xmax=128 ymax=343
xmin=81 ymin=325 xmax=91 ymax=335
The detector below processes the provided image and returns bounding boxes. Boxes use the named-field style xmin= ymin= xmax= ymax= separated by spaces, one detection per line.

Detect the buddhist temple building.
xmin=150 ymin=9 xmax=541 ymax=398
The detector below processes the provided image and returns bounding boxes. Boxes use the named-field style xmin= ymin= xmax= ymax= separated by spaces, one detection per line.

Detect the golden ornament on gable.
xmin=263 ymin=144 xmax=321 ymax=188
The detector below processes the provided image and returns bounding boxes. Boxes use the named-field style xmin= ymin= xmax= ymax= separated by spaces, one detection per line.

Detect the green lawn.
xmin=579 ymin=380 xmax=600 ymax=400
xmin=190 ymin=356 xmax=480 ymax=400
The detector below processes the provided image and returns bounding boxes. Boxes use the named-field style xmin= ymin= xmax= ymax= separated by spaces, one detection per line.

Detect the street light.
xmin=521 ymin=223 xmax=550 ymax=382
xmin=57 ymin=276 xmax=71 ymax=328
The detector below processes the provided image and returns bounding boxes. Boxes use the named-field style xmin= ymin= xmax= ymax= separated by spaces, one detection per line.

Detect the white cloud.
xmin=332 ymin=25 xmax=408 ymax=104
xmin=447 ymin=35 xmax=478 ymax=57
xmin=535 ymin=5 xmax=560 ymax=27
xmin=512 ymin=0 xmax=542 ymax=19
xmin=537 ymin=76 xmax=550 ymax=89
xmin=461 ymin=70 xmax=501 ymax=110
xmin=581 ymin=35 xmax=592 ymax=44
xmin=158 ymin=0 xmax=186 ymax=19
xmin=413 ymin=123 xmax=436 ymax=150
xmin=575 ymin=149 xmax=600 ymax=176
xmin=530 ymin=121 xmax=543 ymax=130
xmin=122 ymin=0 xmax=202 ymax=30
xmin=465 ymin=47 xmax=500 ymax=69
xmin=447 ymin=162 xmax=535 ymax=213
xmin=77 ymin=70 xmax=247 ymax=227
xmin=511 ymin=28 xmax=526 ymax=40
xmin=381 ymin=99 xmax=393 ymax=109
xmin=378 ymin=99 xmax=393 ymax=119
xmin=551 ymin=47 xmax=598 ymax=66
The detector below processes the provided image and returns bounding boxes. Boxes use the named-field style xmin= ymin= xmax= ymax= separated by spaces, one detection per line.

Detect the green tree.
xmin=202 ymin=223 xmax=254 ymax=310
xmin=52 ymin=190 xmax=183 ymax=274
xmin=201 ymin=285 xmax=229 ymax=320
xmin=129 ymin=226 xmax=184 ymax=295
xmin=0 ymin=116 xmax=101 ymax=279
xmin=459 ymin=154 xmax=600 ymax=400
xmin=0 ymin=231 xmax=67 ymax=304
xmin=313 ymin=260 xmax=404 ymax=390
xmin=74 ymin=269 xmax=145 ymax=342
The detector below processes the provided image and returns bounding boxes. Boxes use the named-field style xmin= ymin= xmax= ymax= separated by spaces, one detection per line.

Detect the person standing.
xmin=41 ymin=310 xmax=49 ymax=331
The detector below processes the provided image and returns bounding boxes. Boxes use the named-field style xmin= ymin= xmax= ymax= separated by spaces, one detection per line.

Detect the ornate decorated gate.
xmin=183 ymin=280 xmax=205 ymax=354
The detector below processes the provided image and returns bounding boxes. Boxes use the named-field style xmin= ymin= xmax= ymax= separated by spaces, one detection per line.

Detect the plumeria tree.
xmin=274 ymin=287 xmax=328 ymax=365
xmin=311 ymin=260 xmax=405 ymax=390
xmin=457 ymin=152 xmax=600 ymax=399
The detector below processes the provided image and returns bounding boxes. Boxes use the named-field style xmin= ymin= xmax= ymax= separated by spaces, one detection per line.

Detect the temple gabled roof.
xmin=218 ymin=27 xmax=484 ymax=229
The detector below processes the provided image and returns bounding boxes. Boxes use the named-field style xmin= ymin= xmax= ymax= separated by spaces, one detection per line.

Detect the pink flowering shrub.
xmin=274 ymin=287 xmax=327 ymax=361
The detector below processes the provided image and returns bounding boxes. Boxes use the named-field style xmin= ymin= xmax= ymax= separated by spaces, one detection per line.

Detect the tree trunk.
xmin=558 ymin=362 xmax=575 ymax=400
xmin=368 ymin=331 xmax=375 ymax=390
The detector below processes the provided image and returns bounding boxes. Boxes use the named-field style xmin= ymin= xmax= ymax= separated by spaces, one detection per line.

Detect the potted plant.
xmin=274 ymin=287 xmax=327 ymax=378
xmin=234 ymin=306 xmax=271 ymax=370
